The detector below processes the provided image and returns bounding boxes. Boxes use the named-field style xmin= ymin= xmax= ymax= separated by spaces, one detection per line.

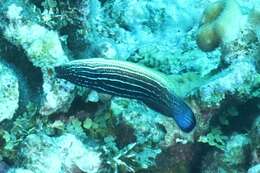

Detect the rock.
xmin=0 ymin=61 xmax=19 ymax=123
xmin=111 ymin=97 xmax=196 ymax=172
xmin=17 ymin=133 xmax=101 ymax=173
xmin=128 ymin=43 xmax=221 ymax=75
xmin=201 ymin=134 xmax=251 ymax=173
xmin=87 ymin=90 xmax=100 ymax=103
xmin=248 ymin=164 xmax=260 ymax=173
xmin=223 ymin=134 xmax=251 ymax=166
xmin=77 ymin=0 xmax=203 ymax=67
xmin=194 ymin=60 xmax=256 ymax=108
xmin=190 ymin=59 xmax=259 ymax=132
xmin=111 ymin=97 xmax=175 ymax=146
xmin=39 ymin=72 xmax=75 ymax=115
xmin=3 ymin=3 xmax=76 ymax=115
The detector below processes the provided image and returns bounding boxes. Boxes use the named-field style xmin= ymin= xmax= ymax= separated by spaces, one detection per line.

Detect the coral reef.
xmin=3 ymin=2 xmax=76 ymax=115
xmin=201 ymin=134 xmax=251 ymax=173
xmin=0 ymin=0 xmax=259 ymax=173
xmin=192 ymin=60 xmax=257 ymax=108
xmin=110 ymin=97 xmax=197 ymax=172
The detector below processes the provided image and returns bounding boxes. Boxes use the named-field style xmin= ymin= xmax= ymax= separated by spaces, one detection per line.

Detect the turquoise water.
xmin=0 ymin=0 xmax=259 ymax=173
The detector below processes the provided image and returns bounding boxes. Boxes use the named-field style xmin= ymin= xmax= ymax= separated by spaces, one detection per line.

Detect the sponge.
xmin=196 ymin=0 xmax=242 ymax=52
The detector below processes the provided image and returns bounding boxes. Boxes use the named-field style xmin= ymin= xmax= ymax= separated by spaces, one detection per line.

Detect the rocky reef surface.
xmin=0 ymin=0 xmax=259 ymax=173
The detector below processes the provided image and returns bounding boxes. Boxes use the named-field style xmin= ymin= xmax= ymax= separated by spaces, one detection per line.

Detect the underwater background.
xmin=0 ymin=0 xmax=260 ymax=172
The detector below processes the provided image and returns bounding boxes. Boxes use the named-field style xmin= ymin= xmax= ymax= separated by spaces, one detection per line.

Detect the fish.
xmin=54 ymin=58 xmax=196 ymax=132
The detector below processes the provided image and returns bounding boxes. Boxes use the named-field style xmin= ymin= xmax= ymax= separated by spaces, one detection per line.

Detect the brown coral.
xmin=196 ymin=0 xmax=242 ymax=52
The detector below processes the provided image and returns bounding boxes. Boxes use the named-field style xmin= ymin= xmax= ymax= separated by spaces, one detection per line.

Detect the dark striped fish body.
xmin=55 ymin=58 xmax=196 ymax=132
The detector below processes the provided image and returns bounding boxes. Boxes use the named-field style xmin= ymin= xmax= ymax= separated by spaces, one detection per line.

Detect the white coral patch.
xmin=7 ymin=4 xmax=23 ymax=20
